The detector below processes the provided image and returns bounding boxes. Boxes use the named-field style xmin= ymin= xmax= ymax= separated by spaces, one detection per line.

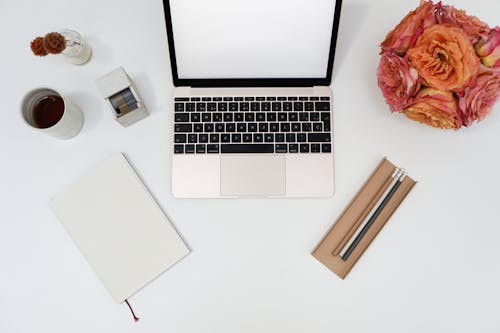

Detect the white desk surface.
xmin=1 ymin=0 xmax=499 ymax=332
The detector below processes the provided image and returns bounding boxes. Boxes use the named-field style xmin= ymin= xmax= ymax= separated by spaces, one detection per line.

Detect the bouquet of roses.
xmin=377 ymin=0 xmax=500 ymax=129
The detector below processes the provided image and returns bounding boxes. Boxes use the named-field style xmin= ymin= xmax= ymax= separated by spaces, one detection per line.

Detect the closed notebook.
xmin=50 ymin=153 xmax=190 ymax=303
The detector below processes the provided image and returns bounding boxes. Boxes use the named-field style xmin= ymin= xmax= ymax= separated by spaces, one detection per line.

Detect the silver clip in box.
xmin=96 ymin=67 xmax=149 ymax=127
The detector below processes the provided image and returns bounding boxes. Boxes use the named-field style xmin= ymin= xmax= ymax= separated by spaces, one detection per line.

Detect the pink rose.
xmin=476 ymin=27 xmax=500 ymax=68
xmin=458 ymin=66 xmax=500 ymax=126
xmin=377 ymin=53 xmax=420 ymax=112
xmin=381 ymin=0 xmax=437 ymax=56
xmin=436 ymin=4 xmax=490 ymax=45
xmin=403 ymin=88 xmax=462 ymax=130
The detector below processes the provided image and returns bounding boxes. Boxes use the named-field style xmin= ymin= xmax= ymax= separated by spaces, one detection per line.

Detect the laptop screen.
xmin=168 ymin=0 xmax=339 ymax=82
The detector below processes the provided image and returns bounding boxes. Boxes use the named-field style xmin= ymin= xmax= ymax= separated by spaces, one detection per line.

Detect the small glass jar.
xmin=60 ymin=29 xmax=92 ymax=65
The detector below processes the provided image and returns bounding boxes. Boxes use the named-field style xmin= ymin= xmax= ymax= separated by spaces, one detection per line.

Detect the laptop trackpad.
xmin=220 ymin=155 xmax=286 ymax=197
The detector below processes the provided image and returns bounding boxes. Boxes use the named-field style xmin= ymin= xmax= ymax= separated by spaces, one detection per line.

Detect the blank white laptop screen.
xmin=170 ymin=0 xmax=336 ymax=79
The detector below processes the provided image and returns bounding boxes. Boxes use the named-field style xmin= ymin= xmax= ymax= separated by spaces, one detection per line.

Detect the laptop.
xmin=163 ymin=0 xmax=342 ymax=198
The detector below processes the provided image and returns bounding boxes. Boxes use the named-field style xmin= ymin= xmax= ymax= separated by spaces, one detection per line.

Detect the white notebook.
xmin=50 ymin=153 xmax=190 ymax=303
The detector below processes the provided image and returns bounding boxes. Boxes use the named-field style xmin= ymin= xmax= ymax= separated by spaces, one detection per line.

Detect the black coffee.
xmin=33 ymin=95 xmax=65 ymax=128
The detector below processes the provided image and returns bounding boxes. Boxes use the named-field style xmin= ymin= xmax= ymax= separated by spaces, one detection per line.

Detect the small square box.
xmin=96 ymin=67 xmax=149 ymax=127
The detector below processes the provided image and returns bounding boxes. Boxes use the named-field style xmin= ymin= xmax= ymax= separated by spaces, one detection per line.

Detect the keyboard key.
xmin=310 ymin=112 xmax=320 ymax=121
xmin=215 ymin=123 xmax=225 ymax=132
xmin=191 ymin=97 xmax=201 ymax=101
xmin=218 ymin=102 xmax=228 ymax=111
xmin=321 ymin=112 xmax=330 ymax=121
xmin=308 ymin=133 xmax=331 ymax=142
xmin=289 ymin=112 xmax=298 ymax=121
xmin=175 ymin=97 xmax=189 ymax=102
xmin=261 ymin=102 xmax=271 ymax=111
xmin=286 ymin=133 xmax=295 ymax=142
xmin=235 ymin=113 xmax=244 ymax=122
xmin=175 ymin=124 xmax=192 ymax=132
xmin=267 ymin=113 xmax=277 ymax=121
xmin=243 ymin=134 xmax=252 ymax=142
xmin=174 ymin=145 xmax=184 ymax=154
xmin=221 ymin=134 xmax=231 ymax=143
xmin=196 ymin=103 xmax=206 ymax=111
xmin=297 ymin=133 xmax=307 ymax=142
xmin=234 ymin=97 xmax=244 ymax=101
xmin=245 ymin=97 xmax=255 ymax=101
xmin=299 ymin=96 xmax=309 ymax=101
xmin=213 ymin=97 xmax=223 ymax=101
xmin=248 ymin=123 xmax=258 ymax=132
xmin=267 ymin=97 xmax=277 ymax=101
xmin=259 ymin=123 xmax=269 ymax=132
xmin=210 ymin=134 xmax=220 ymax=143
xmin=324 ymin=121 xmax=331 ymax=132
xmin=188 ymin=134 xmax=197 ymax=143
xmin=185 ymin=144 xmax=195 ymax=154
xmin=194 ymin=123 xmax=203 ymax=132
xmin=253 ymin=133 xmax=263 ymax=142
xmin=278 ymin=97 xmax=287 ymax=101
xmin=186 ymin=103 xmax=195 ymax=111
xmin=202 ymin=113 xmax=212 ymax=122
xmin=311 ymin=144 xmax=321 ymax=153
xmin=299 ymin=112 xmax=309 ymax=121
xmin=294 ymin=102 xmax=304 ymax=111
xmin=292 ymin=123 xmax=301 ymax=132
xmin=196 ymin=144 xmax=206 ymax=153
xmin=270 ymin=123 xmax=279 ymax=132
xmin=251 ymin=102 xmax=260 ymax=111
xmin=256 ymin=97 xmax=266 ymax=101
xmin=204 ymin=123 xmax=214 ymax=132
xmin=275 ymin=144 xmax=287 ymax=153
xmin=213 ymin=113 xmax=223 ymax=122
xmin=175 ymin=103 xmax=184 ymax=112
xmin=320 ymin=96 xmax=330 ymax=101
xmin=207 ymin=102 xmax=217 ymax=111
xmin=175 ymin=113 xmax=189 ymax=122
xmin=278 ymin=113 xmax=287 ymax=121
xmin=224 ymin=113 xmax=233 ymax=122
xmin=226 ymin=123 xmax=236 ymax=132
xmin=223 ymin=97 xmax=233 ymax=101
xmin=300 ymin=144 xmax=310 ymax=153
xmin=313 ymin=123 xmax=323 ymax=132
xmin=283 ymin=102 xmax=292 ymax=111
xmin=221 ymin=144 xmax=274 ymax=153
xmin=264 ymin=133 xmax=274 ymax=142
xmin=232 ymin=134 xmax=242 ymax=142
xmin=305 ymin=102 xmax=314 ymax=111
xmin=280 ymin=123 xmax=290 ymax=132
xmin=288 ymin=96 xmax=298 ymax=101
xmin=272 ymin=102 xmax=281 ymax=111
xmin=289 ymin=144 xmax=299 ymax=153
xmin=191 ymin=113 xmax=200 ymax=122
xmin=199 ymin=134 xmax=208 ymax=143
xmin=229 ymin=103 xmax=238 ymax=111
xmin=322 ymin=144 xmax=332 ymax=153
xmin=315 ymin=102 xmax=330 ymax=111
xmin=302 ymin=123 xmax=312 ymax=132
xmin=275 ymin=133 xmax=285 ymax=142
xmin=256 ymin=113 xmax=266 ymax=122
xmin=310 ymin=97 xmax=320 ymax=101
xmin=245 ymin=113 xmax=255 ymax=122
xmin=202 ymin=97 xmax=212 ymax=101
xmin=175 ymin=134 xmax=186 ymax=143
xmin=240 ymin=102 xmax=249 ymax=111
xmin=207 ymin=144 xmax=220 ymax=153
xmin=237 ymin=123 xmax=247 ymax=132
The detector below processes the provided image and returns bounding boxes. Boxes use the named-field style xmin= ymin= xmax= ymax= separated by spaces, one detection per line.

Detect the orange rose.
xmin=436 ymin=4 xmax=490 ymax=45
xmin=408 ymin=25 xmax=480 ymax=91
xmin=381 ymin=0 xmax=437 ymax=56
xmin=403 ymin=87 xmax=462 ymax=129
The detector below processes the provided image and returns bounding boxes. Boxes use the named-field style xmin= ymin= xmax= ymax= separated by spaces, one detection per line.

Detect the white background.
xmin=1 ymin=0 xmax=499 ymax=332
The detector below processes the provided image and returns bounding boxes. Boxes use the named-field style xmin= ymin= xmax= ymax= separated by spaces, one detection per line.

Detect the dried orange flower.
xmin=42 ymin=32 xmax=66 ymax=54
xmin=30 ymin=37 xmax=48 ymax=56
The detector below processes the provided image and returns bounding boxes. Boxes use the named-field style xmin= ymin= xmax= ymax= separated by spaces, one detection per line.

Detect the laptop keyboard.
xmin=173 ymin=96 xmax=332 ymax=154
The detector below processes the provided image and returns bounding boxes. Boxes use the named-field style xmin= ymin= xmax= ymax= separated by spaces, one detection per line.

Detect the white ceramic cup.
xmin=21 ymin=88 xmax=84 ymax=139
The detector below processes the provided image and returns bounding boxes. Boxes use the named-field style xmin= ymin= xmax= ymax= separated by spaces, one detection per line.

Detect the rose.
xmin=408 ymin=25 xmax=480 ymax=91
xmin=475 ymin=27 xmax=500 ymax=68
xmin=458 ymin=66 xmax=500 ymax=126
xmin=436 ymin=4 xmax=490 ymax=45
xmin=403 ymin=88 xmax=462 ymax=129
xmin=377 ymin=53 xmax=420 ymax=112
xmin=381 ymin=0 xmax=437 ymax=56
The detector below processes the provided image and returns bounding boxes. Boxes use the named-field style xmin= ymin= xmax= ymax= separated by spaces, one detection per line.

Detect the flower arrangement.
xmin=377 ymin=1 xmax=500 ymax=130
xmin=31 ymin=32 xmax=67 ymax=57
xmin=30 ymin=30 xmax=92 ymax=65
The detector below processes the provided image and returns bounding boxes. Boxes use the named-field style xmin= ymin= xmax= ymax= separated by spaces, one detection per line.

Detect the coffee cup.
xmin=21 ymin=87 xmax=84 ymax=139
